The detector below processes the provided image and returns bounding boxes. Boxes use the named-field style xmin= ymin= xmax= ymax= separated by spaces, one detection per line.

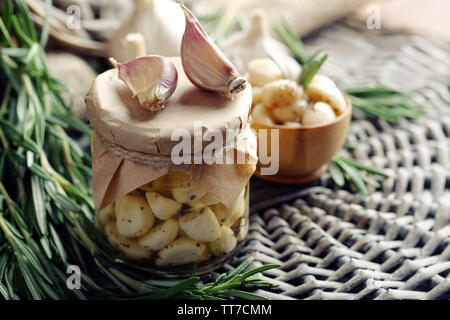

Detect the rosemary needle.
xmin=345 ymin=87 xmax=423 ymax=124
xmin=274 ymin=22 xmax=328 ymax=90
xmin=331 ymin=155 xmax=389 ymax=195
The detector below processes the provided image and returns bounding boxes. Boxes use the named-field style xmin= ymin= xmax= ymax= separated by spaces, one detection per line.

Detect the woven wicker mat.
xmin=214 ymin=22 xmax=450 ymax=300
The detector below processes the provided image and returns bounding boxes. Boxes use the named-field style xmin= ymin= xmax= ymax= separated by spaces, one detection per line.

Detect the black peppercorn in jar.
xmin=86 ymin=57 xmax=256 ymax=273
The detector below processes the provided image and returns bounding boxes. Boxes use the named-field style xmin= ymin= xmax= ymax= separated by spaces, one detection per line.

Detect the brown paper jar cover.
xmin=85 ymin=57 xmax=256 ymax=210
xmin=86 ymin=57 xmax=252 ymax=156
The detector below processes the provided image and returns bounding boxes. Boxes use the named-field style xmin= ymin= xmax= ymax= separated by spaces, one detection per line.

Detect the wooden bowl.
xmin=251 ymin=94 xmax=352 ymax=184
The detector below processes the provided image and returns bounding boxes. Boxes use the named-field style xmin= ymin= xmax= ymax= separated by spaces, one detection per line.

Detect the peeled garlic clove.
xmin=155 ymin=237 xmax=207 ymax=267
xmin=302 ymin=102 xmax=336 ymax=126
xmin=293 ymin=98 xmax=308 ymax=118
xmin=105 ymin=223 xmax=151 ymax=260
xmin=210 ymin=188 xmax=245 ymax=226
xmin=209 ymin=226 xmax=237 ymax=257
xmin=150 ymin=174 xmax=171 ymax=197
xmin=178 ymin=228 xmax=188 ymax=237
xmin=283 ymin=121 xmax=303 ymax=128
xmin=178 ymin=1 xmax=247 ymax=99
xmin=236 ymin=218 xmax=249 ymax=242
xmin=179 ymin=207 xmax=221 ymax=243
xmin=139 ymin=183 xmax=153 ymax=192
xmin=261 ymin=79 xmax=301 ymax=109
xmin=96 ymin=203 xmax=115 ymax=231
xmin=115 ymin=194 xmax=155 ymax=237
xmin=200 ymin=193 xmax=221 ymax=206
xmin=272 ymin=106 xmax=299 ymax=123
xmin=170 ymin=171 xmax=207 ymax=203
xmin=111 ymin=55 xmax=178 ymax=112
xmin=227 ymin=198 xmax=246 ymax=227
xmin=139 ymin=219 xmax=179 ymax=251
xmin=247 ymin=58 xmax=284 ymax=87
xmin=306 ymin=74 xmax=346 ymax=114
xmin=188 ymin=200 xmax=206 ymax=210
xmin=252 ymin=86 xmax=263 ymax=106
xmin=145 ymin=191 xmax=182 ymax=220
xmin=210 ymin=203 xmax=231 ymax=226
xmin=251 ymin=103 xmax=275 ymax=126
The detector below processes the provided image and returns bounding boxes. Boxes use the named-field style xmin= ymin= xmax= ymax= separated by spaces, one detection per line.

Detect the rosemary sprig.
xmin=297 ymin=53 xmax=328 ymax=90
xmin=274 ymin=23 xmax=328 ymax=90
xmin=330 ymin=155 xmax=389 ymax=195
xmin=345 ymin=87 xmax=423 ymax=124
xmin=0 ymin=0 xmax=278 ymax=300
xmin=197 ymin=7 xmax=247 ymax=43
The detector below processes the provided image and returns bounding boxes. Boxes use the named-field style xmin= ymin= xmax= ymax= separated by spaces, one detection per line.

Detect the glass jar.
xmin=96 ymin=171 xmax=249 ymax=271
xmin=86 ymin=57 xmax=255 ymax=274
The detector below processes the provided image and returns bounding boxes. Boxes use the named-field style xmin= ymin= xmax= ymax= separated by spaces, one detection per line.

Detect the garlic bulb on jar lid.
xmin=108 ymin=0 xmax=185 ymax=63
xmin=220 ymin=9 xmax=301 ymax=80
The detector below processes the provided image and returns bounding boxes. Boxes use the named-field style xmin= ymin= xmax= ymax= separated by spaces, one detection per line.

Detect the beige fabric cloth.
xmin=46 ymin=52 xmax=97 ymax=120
xmin=190 ymin=0 xmax=373 ymax=36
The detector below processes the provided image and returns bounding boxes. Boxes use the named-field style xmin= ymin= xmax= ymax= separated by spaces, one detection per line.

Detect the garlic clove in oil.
xmin=111 ymin=55 xmax=178 ymax=112
xmin=178 ymin=1 xmax=247 ymax=99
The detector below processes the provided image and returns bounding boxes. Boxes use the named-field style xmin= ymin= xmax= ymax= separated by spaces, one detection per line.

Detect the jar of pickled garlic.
xmin=85 ymin=57 xmax=256 ymax=273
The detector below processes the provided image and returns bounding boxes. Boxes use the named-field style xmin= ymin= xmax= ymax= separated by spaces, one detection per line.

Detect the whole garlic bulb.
xmin=108 ymin=0 xmax=185 ymax=62
xmin=119 ymin=33 xmax=147 ymax=63
xmin=220 ymin=9 xmax=301 ymax=80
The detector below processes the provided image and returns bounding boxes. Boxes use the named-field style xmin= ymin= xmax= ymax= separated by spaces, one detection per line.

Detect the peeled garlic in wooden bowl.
xmin=247 ymin=58 xmax=347 ymax=128
xmin=247 ymin=58 xmax=352 ymax=183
